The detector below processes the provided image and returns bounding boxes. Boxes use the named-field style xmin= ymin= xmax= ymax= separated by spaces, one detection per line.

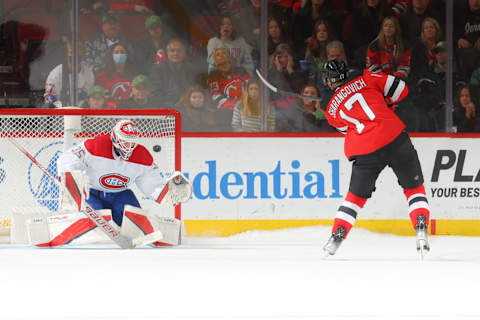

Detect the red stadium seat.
xmin=2 ymin=0 xmax=48 ymax=21
xmin=119 ymin=14 xmax=148 ymax=41
xmin=190 ymin=15 xmax=218 ymax=46
xmin=78 ymin=14 xmax=102 ymax=41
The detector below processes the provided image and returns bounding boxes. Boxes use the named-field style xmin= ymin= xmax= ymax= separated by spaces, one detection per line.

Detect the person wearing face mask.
xmin=85 ymin=11 xmax=136 ymax=76
xmin=96 ymin=42 xmax=137 ymax=104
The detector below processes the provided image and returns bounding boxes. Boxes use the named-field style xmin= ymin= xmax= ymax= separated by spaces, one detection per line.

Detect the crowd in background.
xmin=0 ymin=0 xmax=479 ymax=132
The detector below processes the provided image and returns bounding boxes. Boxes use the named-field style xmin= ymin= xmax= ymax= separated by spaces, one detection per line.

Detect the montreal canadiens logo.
xmin=119 ymin=122 xmax=138 ymax=138
xmin=99 ymin=174 xmax=130 ymax=189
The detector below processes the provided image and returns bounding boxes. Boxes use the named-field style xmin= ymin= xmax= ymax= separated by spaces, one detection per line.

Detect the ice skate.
xmin=415 ymin=214 xmax=430 ymax=259
xmin=322 ymin=226 xmax=347 ymax=259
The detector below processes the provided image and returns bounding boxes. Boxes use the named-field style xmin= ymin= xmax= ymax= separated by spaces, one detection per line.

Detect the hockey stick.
xmin=8 ymin=138 xmax=162 ymax=248
xmin=256 ymin=69 xmax=323 ymax=102
xmin=8 ymin=137 xmax=60 ymax=186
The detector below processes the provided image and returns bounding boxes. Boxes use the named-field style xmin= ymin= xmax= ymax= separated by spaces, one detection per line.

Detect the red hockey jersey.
xmin=324 ymin=70 xmax=408 ymax=158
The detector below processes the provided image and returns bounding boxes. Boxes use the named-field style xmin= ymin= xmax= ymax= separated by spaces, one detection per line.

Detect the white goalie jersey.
xmin=57 ymin=134 xmax=167 ymax=195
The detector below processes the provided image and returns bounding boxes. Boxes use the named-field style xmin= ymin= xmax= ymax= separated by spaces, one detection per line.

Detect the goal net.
xmin=0 ymin=109 xmax=181 ymax=240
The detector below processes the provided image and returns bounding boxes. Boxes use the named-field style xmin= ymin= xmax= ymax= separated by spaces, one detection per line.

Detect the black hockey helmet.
xmin=323 ymin=59 xmax=348 ymax=84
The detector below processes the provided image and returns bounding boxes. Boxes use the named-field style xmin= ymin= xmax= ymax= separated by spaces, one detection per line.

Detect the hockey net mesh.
xmin=0 ymin=111 xmax=179 ymax=236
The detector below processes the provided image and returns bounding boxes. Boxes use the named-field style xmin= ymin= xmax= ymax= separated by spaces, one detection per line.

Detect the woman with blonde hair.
xmin=366 ymin=16 xmax=411 ymax=78
xmin=231 ymin=78 xmax=276 ymax=132
xmin=410 ymin=17 xmax=442 ymax=80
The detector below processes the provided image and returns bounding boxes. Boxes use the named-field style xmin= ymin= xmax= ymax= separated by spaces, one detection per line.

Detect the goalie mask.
xmin=111 ymin=120 xmax=139 ymax=160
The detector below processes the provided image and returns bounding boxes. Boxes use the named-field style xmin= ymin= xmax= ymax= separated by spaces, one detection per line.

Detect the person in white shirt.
xmin=44 ymin=41 xmax=94 ymax=107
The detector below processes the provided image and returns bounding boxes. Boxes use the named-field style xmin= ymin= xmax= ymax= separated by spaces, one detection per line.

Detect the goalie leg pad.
xmin=34 ymin=210 xmax=113 ymax=247
xmin=150 ymin=215 xmax=184 ymax=246
xmin=121 ymin=205 xmax=163 ymax=246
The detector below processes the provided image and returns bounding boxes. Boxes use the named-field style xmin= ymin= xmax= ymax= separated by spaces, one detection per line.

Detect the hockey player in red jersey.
xmin=320 ymin=59 xmax=430 ymax=258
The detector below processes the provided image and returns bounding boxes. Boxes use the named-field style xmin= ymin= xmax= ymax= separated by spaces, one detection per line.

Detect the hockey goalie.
xmin=22 ymin=119 xmax=192 ymax=248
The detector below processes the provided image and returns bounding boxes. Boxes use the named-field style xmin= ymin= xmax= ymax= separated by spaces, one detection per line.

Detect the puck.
xmin=152 ymin=145 xmax=161 ymax=152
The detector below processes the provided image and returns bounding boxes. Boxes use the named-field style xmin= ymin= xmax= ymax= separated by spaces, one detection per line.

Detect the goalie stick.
xmin=256 ymin=69 xmax=323 ymax=101
xmin=8 ymin=138 xmax=162 ymax=249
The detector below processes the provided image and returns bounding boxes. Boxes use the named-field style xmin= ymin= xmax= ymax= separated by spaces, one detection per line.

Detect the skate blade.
xmin=322 ymin=249 xmax=332 ymax=260
xmin=416 ymin=240 xmax=430 ymax=260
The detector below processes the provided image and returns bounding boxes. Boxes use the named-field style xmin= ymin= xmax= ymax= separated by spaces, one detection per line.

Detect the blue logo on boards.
xmin=27 ymin=142 xmax=62 ymax=211
xmin=0 ymin=157 xmax=5 ymax=184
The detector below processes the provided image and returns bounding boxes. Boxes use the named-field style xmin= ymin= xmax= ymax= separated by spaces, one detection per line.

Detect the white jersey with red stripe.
xmin=58 ymin=134 xmax=166 ymax=196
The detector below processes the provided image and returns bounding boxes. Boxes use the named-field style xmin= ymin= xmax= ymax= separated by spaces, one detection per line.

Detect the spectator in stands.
xmin=343 ymin=0 xmax=395 ymax=66
xmin=233 ymin=0 xmax=262 ymax=61
xmin=267 ymin=0 xmax=302 ymax=40
xmin=207 ymin=46 xmax=250 ymax=131
xmin=410 ymin=41 xmax=465 ymax=132
xmin=232 ymin=78 xmax=276 ymax=132
xmin=44 ymin=41 xmax=95 ymax=108
xmin=267 ymin=16 xmax=292 ymax=58
xmin=454 ymin=85 xmax=480 ymax=132
xmin=79 ymin=85 xmax=114 ymax=109
xmin=454 ymin=0 xmax=480 ymax=80
xmin=292 ymin=0 xmax=337 ymax=61
xmin=85 ymin=11 xmax=135 ymax=75
xmin=175 ymin=85 xmax=218 ymax=132
xmin=366 ymin=16 xmax=411 ymax=78
xmin=268 ymin=43 xmax=307 ymax=105
xmin=277 ymin=84 xmax=334 ymax=132
xmin=399 ymin=0 xmax=444 ymax=43
xmin=304 ymin=20 xmax=335 ymax=84
xmin=207 ymin=14 xmax=254 ymax=75
xmin=470 ymin=65 xmax=480 ymax=86
xmin=410 ymin=17 xmax=443 ymax=82
xmin=149 ymin=38 xmax=195 ymax=107
xmin=136 ymin=15 xmax=168 ymax=75
xmin=117 ymin=74 xmax=153 ymax=108
xmin=95 ymin=42 xmax=136 ymax=103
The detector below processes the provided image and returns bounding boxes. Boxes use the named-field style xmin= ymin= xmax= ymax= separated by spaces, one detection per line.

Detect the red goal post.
xmin=0 ymin=108 xmax=182 ymax=237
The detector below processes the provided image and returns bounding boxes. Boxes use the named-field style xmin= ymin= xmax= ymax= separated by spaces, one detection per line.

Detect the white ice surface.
xmin=1 ymin=226 xmax=479 ymax=320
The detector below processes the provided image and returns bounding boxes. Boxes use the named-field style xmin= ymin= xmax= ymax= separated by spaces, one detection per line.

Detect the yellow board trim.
xmin=184 ymin=219 xmax=480 ymax=237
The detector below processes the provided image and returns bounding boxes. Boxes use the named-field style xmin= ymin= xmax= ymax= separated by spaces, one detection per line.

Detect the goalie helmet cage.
xmin=0 ymin=108 xmax=182 ymax=237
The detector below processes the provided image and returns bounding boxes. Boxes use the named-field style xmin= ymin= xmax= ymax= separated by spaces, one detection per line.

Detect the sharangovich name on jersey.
xmin=185 ymin=160 xmax=343 ymax=200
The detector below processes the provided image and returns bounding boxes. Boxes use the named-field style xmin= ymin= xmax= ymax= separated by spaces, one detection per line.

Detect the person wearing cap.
xmin=117 ymin=74 xmax=153 ymax=108
xmin=149 ymin=38 xmax=196 ymax=107
xmin=44 ymin=41 xmax=95 ymax=108
xmin=85 ymin=10 xmax=135 ymax=75
xmin=79 ymin=85 xmax=113 ymax=109
xmin=136 ymin=15 xmax=168 ymax=74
